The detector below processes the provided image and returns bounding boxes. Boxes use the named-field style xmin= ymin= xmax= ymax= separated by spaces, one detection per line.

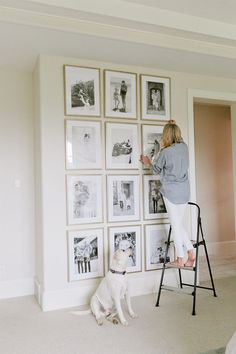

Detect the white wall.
xmin=35 ymin=55 xmax=236 ymax=311
xmin=0 ymin=69 xmax=35 ymax=299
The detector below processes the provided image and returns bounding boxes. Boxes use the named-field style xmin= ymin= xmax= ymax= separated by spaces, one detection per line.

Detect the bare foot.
xmin=184 ymin=250 xmax=195 ymax=267
xmin=184 ymin=259 xmax=195 ymax=267
xmin=169 ymin=257 xmax=184 ymax=267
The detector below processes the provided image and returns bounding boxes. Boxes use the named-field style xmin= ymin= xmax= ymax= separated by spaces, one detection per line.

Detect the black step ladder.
xmin=156 ymin=202 xmax=217 ymax=315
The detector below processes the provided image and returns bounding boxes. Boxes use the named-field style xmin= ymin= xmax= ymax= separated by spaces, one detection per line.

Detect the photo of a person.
xmin=67 ymin=175 xmax=102 ymax=225
xmin=113 ymin=87 xmax=120 ymax=111
xmin=120 ymin=80 xmax=127 ymax=112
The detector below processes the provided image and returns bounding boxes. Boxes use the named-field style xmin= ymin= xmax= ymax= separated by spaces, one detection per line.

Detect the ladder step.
xmin=165 ymin=264 xmax=195 ymax=271
xmin=161 ymin=285 xmax=193 ymax=295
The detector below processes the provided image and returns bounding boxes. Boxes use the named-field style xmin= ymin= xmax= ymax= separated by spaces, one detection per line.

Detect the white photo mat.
xmin=107 ymin=175 xmax=140 ymax=222
xmin=141 ymin=124 xmax=163 ymax=169
xmin=143 ymin=174 xmax=167 ymax=220
xmin=145 ymin=224 xmax=173 ymax=271
xmin=65 ymin=120 xmax=102 ymax=169
xmin=104 ymin=70 xmax=137 ymax=119
xmin=68 ymin=228 xmax=104 ymax=281
xmin=106 ymin=122 xmax=139 ymax=169
xmin=108 ymin=225 xmax=141 ymax=273
xmin=66 ymin=175 xmax=103 ymax=225
xmin=64 ymin=65 xmax=100 ymax=117
xmin=141 ymin=74 xmax=170 ymax=121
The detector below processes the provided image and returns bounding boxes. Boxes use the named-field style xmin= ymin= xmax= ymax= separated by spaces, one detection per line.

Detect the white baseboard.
xmin=0 ymin=278 xmax=34 ymax=300
xmin=38 ymin=270 xmax=194 ymax=311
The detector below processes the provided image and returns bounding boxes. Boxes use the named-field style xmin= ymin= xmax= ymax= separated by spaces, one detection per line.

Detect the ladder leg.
xmin=192 ymin=215 xmax=200 ymax=316
xmin=156 ymin=226 xmax=171 ymax=307
xmin=178 ymin=269 xmax=183 ymax=288
xmin=199 ymin=221 xmax=217 ymax=297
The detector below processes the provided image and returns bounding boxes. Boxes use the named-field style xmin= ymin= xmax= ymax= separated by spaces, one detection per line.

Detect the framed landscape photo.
xmin=65 ymin=120 xmax=102 ymax=170
xmin=140 ymin=74 xmax=170 ymax=120
xmin=104 ymin=70 xmax=137 ymax=119
xmin=143 ymin=175 xmax=167 ymax=220
xmin=106 ymin=122 xmax=139 ymax=169
xmin=108 ymin=225 xmax=141 ymax=273
xmin=66 ymin=175 xmax=103 ymax=225
xmin=64 ymin=65 xmax=100 ymax=117
xmin=68 ymin=228 xmax=104 ymax=281
xmin=145 ymin=224 xmax=173 ymax=271
xmin=107 ymin=175 xmax=140 ymax=222
xmin=141 ymin=124 xmax=163 ymax=169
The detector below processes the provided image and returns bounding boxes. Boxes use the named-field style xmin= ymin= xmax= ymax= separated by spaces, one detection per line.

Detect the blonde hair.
xmin=161 ymin=120 xmax=182 ymax=148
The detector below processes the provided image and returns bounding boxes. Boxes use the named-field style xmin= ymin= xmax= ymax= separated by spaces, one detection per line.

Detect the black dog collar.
xmin=109 ymin=268 xmax=126 ymax=275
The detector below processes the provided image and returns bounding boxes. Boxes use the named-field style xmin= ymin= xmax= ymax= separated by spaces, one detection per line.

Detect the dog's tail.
xmin=70 ymin=309 xmax=91 ymax=316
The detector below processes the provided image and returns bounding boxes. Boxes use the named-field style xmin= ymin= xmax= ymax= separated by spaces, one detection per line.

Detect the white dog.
xmin=72 ymin=248 xmax=137 ymax=326
xmin=90 ymin=247 xmax=137 ymax=326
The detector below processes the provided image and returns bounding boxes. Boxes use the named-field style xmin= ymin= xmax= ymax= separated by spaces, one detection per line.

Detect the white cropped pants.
xmin=163 ymin=196 xmax=193 ymax=258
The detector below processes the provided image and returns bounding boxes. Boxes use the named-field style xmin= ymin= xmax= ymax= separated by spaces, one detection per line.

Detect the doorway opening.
xmin=188 ymin=90 xmax=236 ymax=281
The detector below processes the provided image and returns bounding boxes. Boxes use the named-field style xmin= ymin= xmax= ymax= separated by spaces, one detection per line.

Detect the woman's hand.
xmin=139 ymin=154 xmax=152 ymax=167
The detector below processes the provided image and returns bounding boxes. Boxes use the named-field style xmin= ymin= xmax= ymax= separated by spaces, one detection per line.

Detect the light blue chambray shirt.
xmin=152 ymin=141 xmax=190 ymax=204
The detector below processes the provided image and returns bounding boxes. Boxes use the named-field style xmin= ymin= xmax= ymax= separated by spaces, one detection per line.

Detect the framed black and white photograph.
xmin=68 ymin=228 xmax=104 ymax=281
xmin=141 ymin=124 xmax=163 ymax=169
xmin=65 ymin=120 xmax=102 ymax=169
xmin=109 ymin=225 xmax=141 ymax=273
xmin=64 ymin=65 xmax=100 ymax=117
xmin=143 ymin=175 xmax=167 ymax=220
xmin=107 ymin=175 xmax=140 ymax=222
xmin=140 ymin=74 xmax=170 ymax=120
xmin=106 ymin=122 xmax=139 ymax=169
xmin=145 ymin=224 xmax=173 ymax=271
xmin=104 ymin=70 xmax=137 ymax=119
xmin=66 ymin=175 xmax=103 ymax=225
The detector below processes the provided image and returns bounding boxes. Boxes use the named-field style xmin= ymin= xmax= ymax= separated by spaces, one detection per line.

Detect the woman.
xmin=140 ymin=120 xmax=195 ymax=267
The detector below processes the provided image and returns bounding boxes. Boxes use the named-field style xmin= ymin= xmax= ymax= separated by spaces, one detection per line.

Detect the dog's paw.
xmin=130 ymin=312 xmax=138 ymax=319
xmin=121 ymin=319 xmax=129 ymax=326
xmin=96 ymin=318 xmax=103 ymax=326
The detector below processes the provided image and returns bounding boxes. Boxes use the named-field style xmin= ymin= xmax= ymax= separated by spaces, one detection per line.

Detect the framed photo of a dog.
xmin=66 ymin=175 xmax=103 ymax=225
xmin=143 ymin=175 xmax=167 ymax=220
xmin=106 ymin=122 xmax=139 ymax=169
xmin=64 ymin=65 xmax=101 ymax=117
xmin=140 ymin=74 xmax=170 ymax=121
xmin=145 ymin=224 xmax=173 ymax=271
xmin=107 ymin=175 xmax=140 ymax=222
xmin=68 ymin=228 xmax=104 ymax=281
xmin=104 ymin=70 xmax=137 ymax=119
xmin=109 ymin=225 xmax=141 ymax=273
xmin=141 ymin=124 xmax=163 ymax=169
xmin=65 ymin=120 xmax=102 ymax=170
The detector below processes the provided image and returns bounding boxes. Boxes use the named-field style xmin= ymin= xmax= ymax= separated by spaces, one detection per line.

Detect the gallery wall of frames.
xmin=64 ymin=64 xmax=174 ymax=283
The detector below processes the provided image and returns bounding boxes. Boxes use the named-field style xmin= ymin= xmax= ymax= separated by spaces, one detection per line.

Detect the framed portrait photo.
xmin=141 ymin=124 xmax=163 ymax=169
xmin=107 ymin=175 xmax=140 ymax=222
xmin=65 ymin=120 xmax=102 ymax=170
xmin=140 ymin=74 xmax=170 ymax=121
xmin=66 ymin=175 xmax=103 ymax=225
xmin=143 ymin=175 xmax=167 ymax=220
xmin=106 ymin=122 xmax=139 ymax=169
xmin=145 ymin=224 xmax=174 ymax=271
xmin=64 ymin=65 xmax=100 ymax=117
xmin=108 ymin=225 xmax=141 ymax=273
xmin=104 ymin=70 xmax=137 ymax=119
xmin=68 ymin=228 xmax=104 ymax=281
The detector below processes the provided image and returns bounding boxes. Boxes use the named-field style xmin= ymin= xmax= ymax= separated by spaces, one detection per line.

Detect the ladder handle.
xmin=188 ymin=201 xmax=201 ymax=219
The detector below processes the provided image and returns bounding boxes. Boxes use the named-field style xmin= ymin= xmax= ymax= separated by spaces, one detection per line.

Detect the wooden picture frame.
xmin=104 ymin=69 xmax=137 ymax=119
xmin=140 ymin=74 xmax=170 ymax=120
xmin=64 ymin=65 xmax=100 ymax=117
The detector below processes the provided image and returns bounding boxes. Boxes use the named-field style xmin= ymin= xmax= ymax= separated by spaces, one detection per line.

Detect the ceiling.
xmin=1 ymin=0 xmax=236 ymax=78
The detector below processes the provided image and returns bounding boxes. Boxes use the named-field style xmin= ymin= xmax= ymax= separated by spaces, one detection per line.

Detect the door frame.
xmin=188 ymin=89 xmax=236 ymax=249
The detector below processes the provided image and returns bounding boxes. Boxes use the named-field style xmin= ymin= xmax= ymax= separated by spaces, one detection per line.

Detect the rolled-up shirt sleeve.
xmin=152 ymin=151 xmax=166 ymax=174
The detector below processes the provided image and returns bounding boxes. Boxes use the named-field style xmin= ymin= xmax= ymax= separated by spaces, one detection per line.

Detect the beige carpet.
xmin=0 ymin=276 xmax=235 ymax=354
